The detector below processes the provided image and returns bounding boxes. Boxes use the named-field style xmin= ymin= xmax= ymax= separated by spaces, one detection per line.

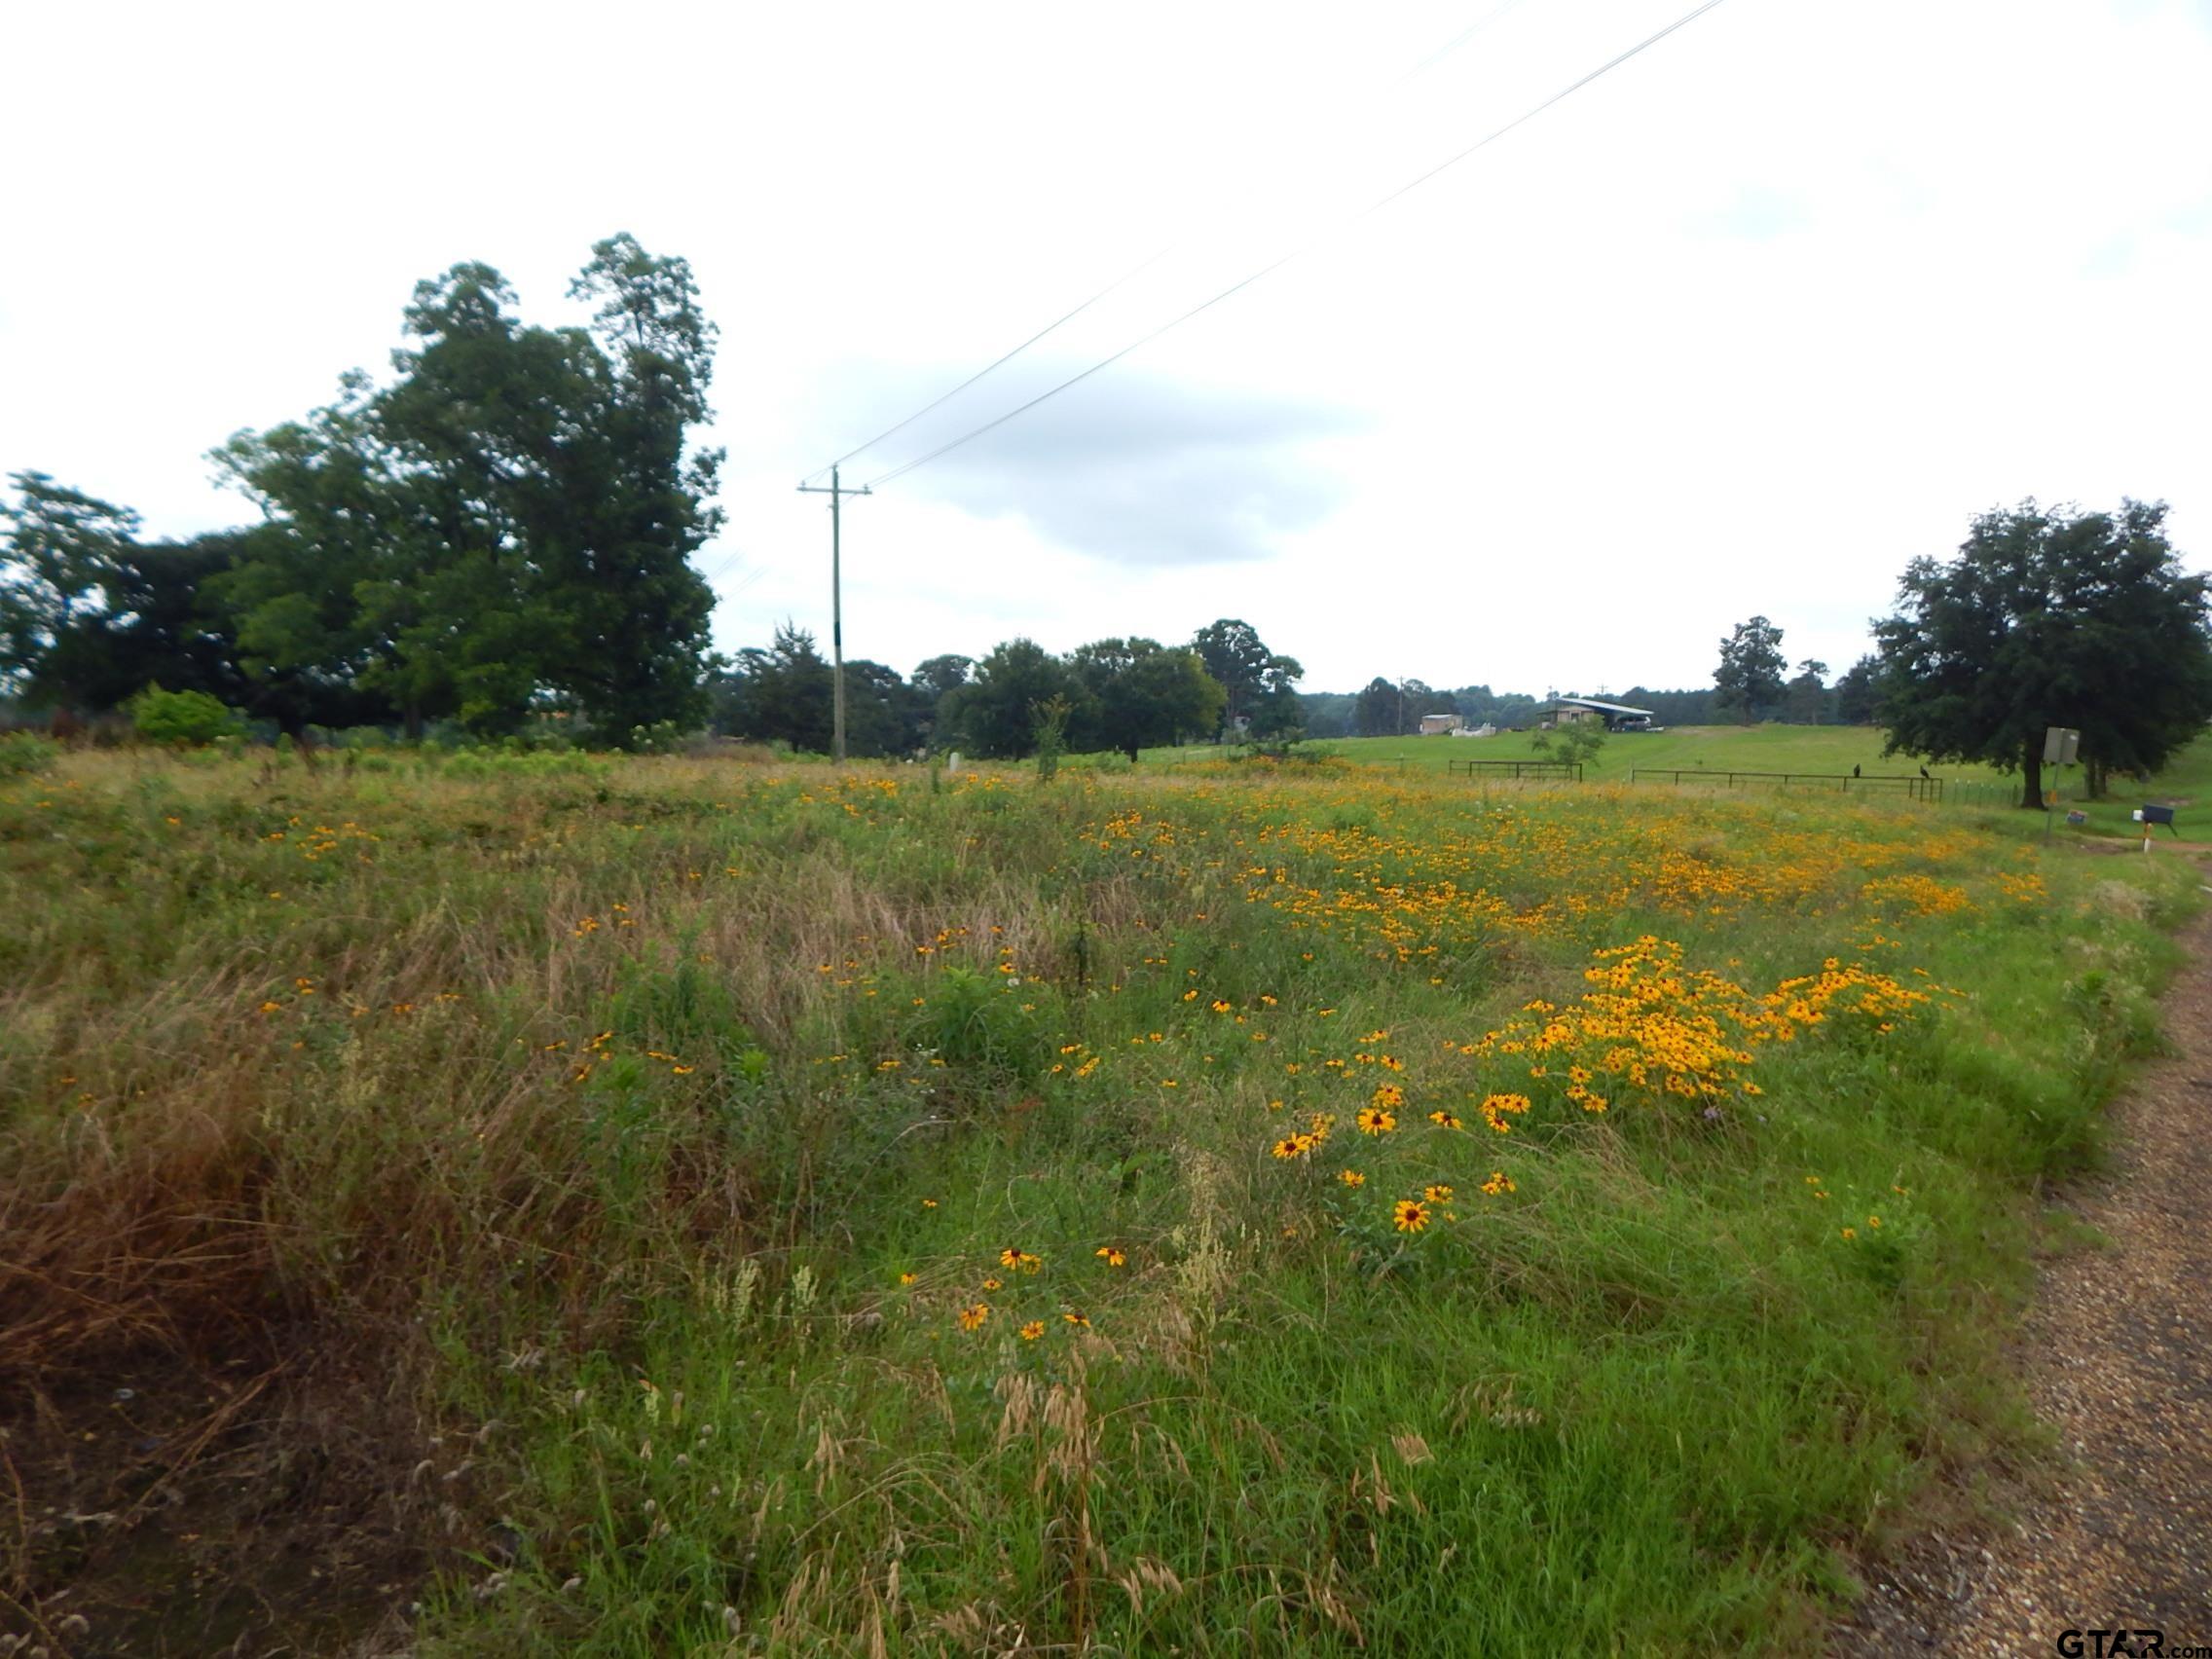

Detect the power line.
xmin=859 ymin=0 xmax=1730 ymax=491
xmin=805 ymin=0 xmax=1539 ymax=485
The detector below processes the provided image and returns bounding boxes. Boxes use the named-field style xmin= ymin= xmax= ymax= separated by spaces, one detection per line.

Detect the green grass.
xmin=2 ymin=749 xmax=2198 ymax=1654
xmin=1132 ymin=725 xmax=2212 ymax=844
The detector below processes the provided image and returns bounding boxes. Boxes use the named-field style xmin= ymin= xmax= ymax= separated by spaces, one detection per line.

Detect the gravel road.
xmin=1835 ymin=902 xmax=2212 ymax=1655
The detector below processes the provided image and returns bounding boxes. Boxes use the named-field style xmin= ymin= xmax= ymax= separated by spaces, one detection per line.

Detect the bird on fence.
xmin=1852 ymin=764 xmax=1861 ymax=779
xmin=1919 ymin=765 xmax=1931 ymax=780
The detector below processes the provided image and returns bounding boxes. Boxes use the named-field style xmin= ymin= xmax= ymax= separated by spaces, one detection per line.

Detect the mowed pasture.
xmin=1142 ymin=725 xmax=2212 ymax=844
xmin=1 ymin=750 xmax=2197 ymax=1654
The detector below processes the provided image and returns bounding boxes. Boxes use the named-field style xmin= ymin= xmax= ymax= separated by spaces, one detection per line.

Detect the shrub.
xmin=0 ymin=730 xmax=59 ymax=776
xmin=128 ymin=684 xmax=243 ymax=748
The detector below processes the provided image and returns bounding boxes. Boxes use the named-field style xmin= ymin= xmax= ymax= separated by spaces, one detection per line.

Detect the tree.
xmin=1068 ymin=637 xmax=1226 ymax=759
xmin=1874 ymin=498 xmax=2212 ymax=808
xmin=1714 ymin=616 xmax=1788 ymax=722
xmin=1192 ymin=619 xmax=1274 ymax=735
xmin=1783 ymin=659 xmax=1829 ymax=725
xmin=912 ymin=654 xmax=975 ymax=705
xmin=1250 ymin=654 xmax=1306 ymax=738
xmin=947 ymin=639 xmax=1082 ymax=759
xmin=841 ymin=660 xmax=933 ymax=758
xmin=720 ymin=624 xmax=834 ymax=753
xmin=216 ymin=236 xmax=724 ymax=743
xmin=1832 ymin=656 xmax=1882 ymax=725
xmin=1352 ymin=677 xmax=1400 ymax=738
xmin=0 ymin=471 xmax=142 ymax=709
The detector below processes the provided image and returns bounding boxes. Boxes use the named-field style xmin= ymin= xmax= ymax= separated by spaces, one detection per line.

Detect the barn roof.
xmin=1553 ymin=697 xmax=1653 ymax=718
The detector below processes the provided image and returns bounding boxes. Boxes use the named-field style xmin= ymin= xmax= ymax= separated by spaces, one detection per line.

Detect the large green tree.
xmin=1874 ymin=498 xmax=2212 ymax=808
xmin=1068 ymin=637 xmax=1226 ymax=759
xmin=1714 ymin=616 xmax=1788 ymax=722
xmin=217 ymin=236 xmax=722 ymax=743
xmin=1193 ymin=619 xmax=1289 ymax=736
xmin=946 ymin=639 xmax=1082 ymax=758
xmin=1783 ymin=659 xmax=1828 ymax=725
xmin=719 ymin=624 xmax=835 ymax=753
xmin=0 ymin=471 xmax=142 ymax=709
xmin=1832 ymin=655 xmax=1882 ymax=725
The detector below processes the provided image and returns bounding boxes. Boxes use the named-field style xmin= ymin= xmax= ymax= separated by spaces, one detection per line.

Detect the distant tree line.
xmin=710 ymin=618 xmax=1301 ymax=760
xmin=0 ymin=236 xmax=723 ymax=747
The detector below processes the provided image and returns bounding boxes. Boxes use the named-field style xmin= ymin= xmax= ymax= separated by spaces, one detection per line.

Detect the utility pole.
xmin=795 ymin=464 xmax=871 ymax=762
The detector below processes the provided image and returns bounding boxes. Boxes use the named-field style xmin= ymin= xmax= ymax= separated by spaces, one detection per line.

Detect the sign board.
xmin=2043 ymin=726 xmax=2081 ymax=766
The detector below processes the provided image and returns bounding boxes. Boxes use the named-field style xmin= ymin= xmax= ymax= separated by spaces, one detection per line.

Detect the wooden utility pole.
xmin=795 ymin=465 xmax=871 ymax=762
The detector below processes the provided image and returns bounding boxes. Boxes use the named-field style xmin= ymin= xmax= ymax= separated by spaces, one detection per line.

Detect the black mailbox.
xmin=2135 ymin=804 xmax=2179 ymax=835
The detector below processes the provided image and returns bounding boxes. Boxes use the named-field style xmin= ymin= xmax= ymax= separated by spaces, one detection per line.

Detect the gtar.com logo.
xmin=2056 ymin=1631 xmax=2165 ymax=1658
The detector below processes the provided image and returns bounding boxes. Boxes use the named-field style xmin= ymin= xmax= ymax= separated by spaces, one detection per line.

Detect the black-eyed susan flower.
xmin=957 ymin=1303 xmax=990 ymax=1332
xmin=1392 ymin=1199 xmax=1431 ymax=1234
xmin=1423 ymin=1184 xmax=1454 ymax=1203
xmin=1355 ymin=1106 xmax=1396 ymax=1136
xmin=1095 ymin=1246 xmax=1125 ymax=1268
xmin=1428 ymin=1110 xmax=1462 ymax=1130
xmin=1019 ymin=1321 xmax=1046 ymax=1342
xmin=1339 ymin=1169 xmax=1366 ymax=1187
xmin=1063 ymin=1310 xmax=1089 ymax=1327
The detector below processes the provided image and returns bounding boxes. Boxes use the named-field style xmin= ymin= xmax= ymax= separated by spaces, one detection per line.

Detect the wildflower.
xmin=1866 ymin=1215 xmax=1882 ymax=1229
xmin=1000 ymin=1248 xmax=1042 ymax=1274
xmin=899 ymin=1272 xmax=917 ymax=1285
xmin=1020 ymin=1321 xmax=1046 ymax=1342
xmin=1095 ymin=1247 xmax=1125 ymax=1268
xmin=1339 ymin=1168 xmax=1367 ymax=1187
xmin=957 ymin=1303 xmax=990 ymax=1332
xmin=1840 ymin=1228 xmax=1858 ymax=1240
xmin=922 ymin=1198 xmax=939 ymax=1209
xmin=1423 ymin=1184 xmax=1455 ymax=1203
xmin=1355 ymin=1107 xmax=1396 ymax=1136
xmin=1370 ymin=1083 xmax=1405 ymax=1111
xmin=1392 ymin=1199 xmax=1431 ymax=1234
xmin=1272 ymin=1133 xmax=1315 ymax=1160
xmin=1480 ymin=1169 xmax=1516 ymax=1196
xmin=1063 ymin=1310 xmax=1089 ymax=1327
xmin=1210 ymin=999 xmax=1233 ymax=1014
xmin=982 ymin=1277 xmax=1002 ymax=1291
xmin=259 ymin=1000 xmax=282 ymax=1014
xmin=1428 ymin=1110 xmax=1462 ymax=1129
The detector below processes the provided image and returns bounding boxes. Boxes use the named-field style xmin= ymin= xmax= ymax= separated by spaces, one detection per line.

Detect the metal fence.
xmin=1448 ymin=758 xmax=1584 ymax=782
xmin=1629 ymin=768 xmax=1947 ymax=801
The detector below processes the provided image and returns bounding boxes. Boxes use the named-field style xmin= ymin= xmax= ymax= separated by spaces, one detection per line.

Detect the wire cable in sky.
xmin=804 ymin=0 xmax=1539 ymax=485
xmin=858 ymin=0 xmax=1729 ymax=492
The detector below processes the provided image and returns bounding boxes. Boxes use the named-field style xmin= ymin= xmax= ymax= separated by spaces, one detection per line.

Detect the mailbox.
xmin=2132 ymin=804 xmax=2179 ymax=836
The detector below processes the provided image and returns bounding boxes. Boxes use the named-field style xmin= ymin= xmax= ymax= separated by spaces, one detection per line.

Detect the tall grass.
xmin=1 ymin=751 xmax=2192 ymax=1653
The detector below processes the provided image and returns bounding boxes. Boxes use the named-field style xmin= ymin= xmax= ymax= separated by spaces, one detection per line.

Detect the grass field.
xmin=2 ymin=747 xmax=2200 ymax=1653
xmin=1134 ymin=725 xmax=2212 ymax=844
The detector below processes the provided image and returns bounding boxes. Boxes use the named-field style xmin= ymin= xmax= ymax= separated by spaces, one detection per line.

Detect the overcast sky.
xmin=5 ymin=0 xmax=2208 ymax=694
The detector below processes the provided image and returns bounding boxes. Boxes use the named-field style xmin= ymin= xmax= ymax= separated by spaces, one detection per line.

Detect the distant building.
xmin=1539 ymin=697 xmax=1655 ymax=732
xmin=1450 ymin=721 xmax=1497 ymax=738
xmin=1417 ymin=714 xmax=1464 ymax=735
